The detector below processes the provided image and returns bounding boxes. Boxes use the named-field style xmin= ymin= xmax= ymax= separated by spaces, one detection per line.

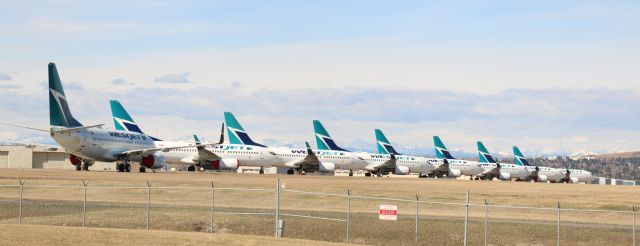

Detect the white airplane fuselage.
xmin=269 ymin=147 xmax=367 ymax=171
xmin=428 ymin=159 xmax=484 ymax=177
xmin=361 ymin=154 xmax=436 ymax=174
xmin=159 ymin=143 xmax=281 ymax=168
xmin=560 ymin=169 xmax=596 ymax=183
xmin=522 ymin=166 xmax=565 ymax=182
xmin=51 ymin=126 xmax=155 ymax=162
xmin=478 ymin=162 xmax=529 ymax=180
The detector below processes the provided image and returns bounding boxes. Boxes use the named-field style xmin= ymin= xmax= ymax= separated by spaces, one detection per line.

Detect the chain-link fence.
xmin=0 ymin=179 xmax=637 ymax=245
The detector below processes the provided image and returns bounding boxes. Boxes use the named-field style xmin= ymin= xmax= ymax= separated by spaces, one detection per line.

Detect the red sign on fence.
xmin=379 ymin=205 xmax=398 ymax=220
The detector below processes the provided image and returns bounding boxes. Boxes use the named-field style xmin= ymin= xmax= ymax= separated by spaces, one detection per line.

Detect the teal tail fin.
xmin=375 ymin=129 xmax=400 ymax=155
xmin=48 ymin=63 xmax=82 ymax=127
xmin=477 ymin=141 xmax=497 ymax=163
xmin=110 ymin=100 xmax=145 ymax=134
xmin=224 ymin=112 xmax=266 ymax=147
xmin=313 ymin=120 xmax=348 ymax=151
xmin=194 ymin=134 xmax=201 ymax=145
xmin=513 ymin=146 xmax=530 ymax=166
xmin=433 ymin=136 xmax=455 ymax=159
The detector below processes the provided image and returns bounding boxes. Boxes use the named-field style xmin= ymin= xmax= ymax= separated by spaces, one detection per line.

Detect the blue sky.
xmin=1 ymin=1 xmax=640 ymax=157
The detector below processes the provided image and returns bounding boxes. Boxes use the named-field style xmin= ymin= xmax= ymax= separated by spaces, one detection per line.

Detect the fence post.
xmin=82 ymin=180 xmax=88 ymax=227
xmin=347 ymin=189 xmax=351 ymax=244
xmin=415 ymin=194 xmax=419 ymax=246
xmin=464 ymin=190 xmax=469 ymax=246
xmin=484 ymin=199 xmax=488 ymax=246
xmin=211 ymin=181 xmax=215 ymax=233
xmin=275 ymin=178 xmax=280 ymax=238
xmin=556 ymin=202 xmax=560 ymax=246
xmin=147 ymin=180 xmax=152 ymax=230
xmin=633 ymin=206 xmax=636 ymax=246
xmin=18 ymin=179 xmax=24 ymax=224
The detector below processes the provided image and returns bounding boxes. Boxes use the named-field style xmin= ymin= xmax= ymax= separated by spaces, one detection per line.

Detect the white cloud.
xmin=0 ymin=72 xmax=11 ymax=80
xmin=154 ymin=73 xmax=191 ymax=83
xmin=111 ymin=78 xmax=126 ymax=85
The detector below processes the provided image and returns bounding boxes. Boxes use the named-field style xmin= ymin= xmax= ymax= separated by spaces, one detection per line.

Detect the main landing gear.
xmin=117 ymin=160 xmax=131 ymax=172
xmin=259 ymin=167 xmax=265 ymax=174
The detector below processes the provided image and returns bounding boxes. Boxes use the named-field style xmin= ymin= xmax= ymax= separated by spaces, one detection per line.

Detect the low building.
xmin=0 ymin=144 xmax=111 ymax=170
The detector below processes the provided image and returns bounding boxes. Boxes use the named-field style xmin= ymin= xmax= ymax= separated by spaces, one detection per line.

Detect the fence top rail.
xmin=350 ymin=194 xmax=415 ymax=202
xmin=214 ymin=187 xmax=274 ymax=192
xmin=282 ymin=189 xmax=348 ymax=197
xmin=469 ymin=203 xmax=637 ymax=213
xmin=280 ymin=213 xmax=347 ymax=222
xmin=0 ymin=184 xmax=272 ymax=191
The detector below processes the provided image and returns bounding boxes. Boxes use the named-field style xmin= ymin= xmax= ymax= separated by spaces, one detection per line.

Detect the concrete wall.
xmin=0 ymin=151 xmax=8 ymax=168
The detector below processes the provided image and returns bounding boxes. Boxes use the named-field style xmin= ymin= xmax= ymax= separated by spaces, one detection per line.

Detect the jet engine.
xmin=570 ymin=177 xmax=580 ymax=183
xmin=69 ymin=154 xmax=82 ymax=166
xmin=499 ymin=172 xmax=511 ymax=180
xmin=448 ymin=169 xmax=462 ymax=177
xmin=537 ymin=175 xmax=548 ymax=182
xmin=210 ymin=158 xmax=239 ymax=170
xmin=141 ymin=153 xmax=167 ymax=169
xmin=319 ymin=162 xmax=336 ymax=172
xmin=394 ymin=166 xmax=410 ymax=175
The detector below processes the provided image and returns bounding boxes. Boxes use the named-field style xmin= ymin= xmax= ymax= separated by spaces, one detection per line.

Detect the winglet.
xmin=305 ymin=141 xmax=313 ymax=155
xmin=217 ymin=123 xmax=225 ymax=144
xmin=193 ymin=134 xmax=201 ymax=145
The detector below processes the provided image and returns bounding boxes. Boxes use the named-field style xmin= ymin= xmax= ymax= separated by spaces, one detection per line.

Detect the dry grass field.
xmin=0 ymin=224 xmax=346 ymax=246
xmin=0 ymin=169 xmax=637 ymax=245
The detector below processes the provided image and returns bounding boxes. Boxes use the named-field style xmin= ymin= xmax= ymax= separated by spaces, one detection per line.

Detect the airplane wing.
xmin=124 ymin=122 xmax=228 ymax=161
xmin=0 ymin=123 xmax=49 ymax=132
xmin=119 ymin=143 xmax=221 ymax=158
xmin=480 ymin=163 xmax=501 ymax=175
xmin=0 ymin=123 xmax=105 ymax=133
xmin=285 ymin=142 xmax=321 ymax=170
xmin=0 ymin=140 xmax=60 ymax=151
xmin=52 ymin=124 xmax=105 ymax=134
xmin=379 ymin=154 xmax=397 ymax=169
xmin=191 ymin=123 xmax=226 ymax=162
xmin=436 ymin=158 xmax=450 ymax=172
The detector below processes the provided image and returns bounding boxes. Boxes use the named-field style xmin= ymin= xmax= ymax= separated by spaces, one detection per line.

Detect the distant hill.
xmin=586 ymin=151 xmax=640 ymax=160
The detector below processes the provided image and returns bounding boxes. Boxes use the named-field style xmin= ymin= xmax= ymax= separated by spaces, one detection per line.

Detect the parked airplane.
xmin=361 ymin=129 xmax=435 ymax=177
xmin=245 ymin=116 xmax=366 ymax=175
xmin=559 ymin=168 xmax=596 ymax=183
xmin=476 ymin=141 xmax=528 ymax=180
xmin=5 ymin=63 xmax=215 ymax=172
xmin=512 ymin=146 xmax=564 ymax=182
xmin=431 ymin=136 xmax=484 ymax=178
xmin=112 ymin=104 xmax=281 ymax=172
